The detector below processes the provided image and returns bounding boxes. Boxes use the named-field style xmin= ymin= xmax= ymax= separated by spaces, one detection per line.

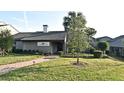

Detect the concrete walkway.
xmin=0 ymin=56 xmax=57 ymax=75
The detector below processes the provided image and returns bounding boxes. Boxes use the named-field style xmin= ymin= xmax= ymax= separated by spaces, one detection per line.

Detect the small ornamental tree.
xmin=63 ymin=11 xmax=88 ymax=64
xmin=97 ymin=41 xmax=109 ymax=55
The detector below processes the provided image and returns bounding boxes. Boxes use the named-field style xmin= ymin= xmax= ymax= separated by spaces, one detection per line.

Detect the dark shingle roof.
xmin=96 ymin=36 xmax=113 ymax=42
xmin=96 ymin=36 xmax=113 ymax=40
xmin=113 ymin=35 xmax=124 ymax=40
xmin=14 ymin=31 xmax=66 ymax=41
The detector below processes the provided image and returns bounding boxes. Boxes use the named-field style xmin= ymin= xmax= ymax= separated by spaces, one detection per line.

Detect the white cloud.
xmin=23 ymin=11 xmax=29 ymax=32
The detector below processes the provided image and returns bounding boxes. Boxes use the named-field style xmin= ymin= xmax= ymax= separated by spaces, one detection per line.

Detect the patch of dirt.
xmin=71 ymin=61 xmax=89 ymax=67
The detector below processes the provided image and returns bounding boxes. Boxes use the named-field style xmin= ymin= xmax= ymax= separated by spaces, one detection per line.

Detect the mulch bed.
xmin=71 ymin=61 xmax=89 ymax=67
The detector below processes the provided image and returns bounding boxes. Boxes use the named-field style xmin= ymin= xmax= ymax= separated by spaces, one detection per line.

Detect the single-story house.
xmin=13 ymin=25 xmax=66 ymax=54
xmin=109 ymin=35 xmax=124 ymax=56
xmin=12 ymin=24 xmax=124 ymax=56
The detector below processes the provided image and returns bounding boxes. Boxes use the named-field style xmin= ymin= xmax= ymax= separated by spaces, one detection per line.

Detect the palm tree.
xmin=63 ymin=16 xmax=70 ymax=54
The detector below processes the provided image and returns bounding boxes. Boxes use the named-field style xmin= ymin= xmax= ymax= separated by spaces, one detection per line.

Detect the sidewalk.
xmin=0 ymin=57 xmax=51 ymax=75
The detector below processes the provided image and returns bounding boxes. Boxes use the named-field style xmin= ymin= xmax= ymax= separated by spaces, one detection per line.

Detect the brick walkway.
xmin=0 ymin=56 xmax=53 ymax=75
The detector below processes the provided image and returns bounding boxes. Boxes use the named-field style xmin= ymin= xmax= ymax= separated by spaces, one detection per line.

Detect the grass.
xmin=0 ymin=56 xmax=124 ymax=80
xmin=0 ymin=54 xmax=42 ymax=65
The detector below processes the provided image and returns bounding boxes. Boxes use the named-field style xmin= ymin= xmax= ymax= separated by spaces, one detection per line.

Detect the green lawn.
xmin=0 ymin=54 xmax=41 ymax=65
xmin=0 ymin=57 xmax=124 ymax=80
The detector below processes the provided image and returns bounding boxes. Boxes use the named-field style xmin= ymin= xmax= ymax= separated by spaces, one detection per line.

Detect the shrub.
xmin=12 ymin=49 xmax=23 ymax=53
xmin=23 ymin=50 xmax=28 ymax=53
xmin=58 ymin=51 xmax=64 ymax=56
xmin=39 ymin=51 xmax=43 ymax=55
xmin=93 ymin=50 xmax=103 ymax=58
xmin=89 ymin=48 xmax=95 ymax=54
xmin=97 ymin=41 xmax=109 ymax=54
xmin=28 ymin=50 xmax=32 ymax=53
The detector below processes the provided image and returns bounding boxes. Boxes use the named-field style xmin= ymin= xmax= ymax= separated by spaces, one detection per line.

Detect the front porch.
xmin=51 ymin=41 xmax=64 ymax=54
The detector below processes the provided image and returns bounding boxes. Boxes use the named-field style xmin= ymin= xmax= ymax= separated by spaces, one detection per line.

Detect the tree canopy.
xmin=97 ymin=41 xmax=109 ymax=53
xmin=0 ymin=29 xmax=13 ymax=56
xmin=63 ymin=11 xmax=89 ymax=64
xmin=66 ymin=12 xmax=88 ymax=52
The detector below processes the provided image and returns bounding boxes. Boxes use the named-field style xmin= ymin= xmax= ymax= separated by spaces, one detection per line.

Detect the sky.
xmin=0 ymin=11 xmax=68 ymax=33
xmin=0 ymin=0 xmax=124 ymax=38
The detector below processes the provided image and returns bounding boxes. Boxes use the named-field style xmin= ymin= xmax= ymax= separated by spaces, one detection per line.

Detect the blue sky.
xmin=0 ymin=11 xmax=68 ymax=32
xmin=0 ymin=8 xmax=124 ymax=38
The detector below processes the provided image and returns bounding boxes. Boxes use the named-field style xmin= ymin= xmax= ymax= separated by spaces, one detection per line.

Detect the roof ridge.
xmin=22 ymin=31 xmax=65 ymax=39
xmin=19 ymin=31 xmax=65 ymax=33
xmin=96 ymin=36 xmax=113 ymax=39
xmin=113 ymin=35 xmax=124 ymax=40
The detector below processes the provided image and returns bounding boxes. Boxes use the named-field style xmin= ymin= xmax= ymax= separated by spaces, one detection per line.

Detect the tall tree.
xmin=0 ymin=29 xmax=13 ymax=56
xmin=63 ymin=16 xmax=71 ymax=54
xmin=85 ymin=27 xmax=96 ymax=37
xmin=64 ymin=11 xmax=88 ymax=64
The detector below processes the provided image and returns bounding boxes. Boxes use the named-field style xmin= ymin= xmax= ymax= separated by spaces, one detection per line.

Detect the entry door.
xmin=56 ymin=42 xmax=63 ymax=51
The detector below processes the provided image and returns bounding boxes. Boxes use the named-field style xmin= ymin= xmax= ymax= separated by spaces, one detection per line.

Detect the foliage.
xmin=0 ymin=29 xmax=13 ymax=56
xmin=67 ymin=11 xmax=88 ymax=52
xmin=85 ymin=27 xmax=97 ymax=37
xmin=58 ymin=51 xmax=64 ymax=56
xmin=84 ymin=27 xmax=97 ymax=49
xmin=93 ymin=50 xmax=103 ymax=58
xmin=12 ymin=49 xmax=43 ymax=55
xmin=63 ymin=11 xmax=89 ymax=63
xmin=97 ymin=41 xmax=109 ymax=53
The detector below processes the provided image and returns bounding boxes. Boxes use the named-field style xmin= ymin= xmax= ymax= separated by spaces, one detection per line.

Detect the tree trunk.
xmin=103 ymin=51 xmax=105 ymax=57
xmin=77 ymin=52 xmax=79 ymax=64
xmin=77 ymin=29 xmax=80 ymax=64
xmin=1 ymin=49 xmax=4 ymax=56
xmin=88 ymin=36 xmax=90 ymax=58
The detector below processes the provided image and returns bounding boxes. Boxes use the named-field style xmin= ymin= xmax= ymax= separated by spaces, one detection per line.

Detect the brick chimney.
xmin=43 ymin=25 xmax=48 ymax=33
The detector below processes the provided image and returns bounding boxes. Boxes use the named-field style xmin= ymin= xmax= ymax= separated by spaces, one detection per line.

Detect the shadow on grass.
xmin=109 ymin=56 xmax=124 ymax=62
xmin=61 ymin=55 xmax=109 ymax=59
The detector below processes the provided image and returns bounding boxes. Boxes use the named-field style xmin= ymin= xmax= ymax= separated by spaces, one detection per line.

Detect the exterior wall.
xmin=23 ymin=41 xmax=52 ymax=53
xmin=15 ymin=40 xmax=65 ymax=54
xmin=15 ymin=41 xmax=23 ymax=49
xmin=110 ymin=46 xmax=124 ymax=56
xmin=0 ymin=25 xmax=19 ymax=35
xmin=110 ymin=38 xmax=124 ymax=56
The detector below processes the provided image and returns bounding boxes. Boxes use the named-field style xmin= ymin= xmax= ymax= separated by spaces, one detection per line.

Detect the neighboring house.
xmin=110 ymin=35 xmax=124 ymax=56
xmin=0 ymin=21 xmax=19 ymax=35
xmin=96 ymin=36 xmax=113 ymax=42
xmin=13 ymin=25 xmax=66 ymax=54
xmin=96 ymin=36 xmax=113 ymax=50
